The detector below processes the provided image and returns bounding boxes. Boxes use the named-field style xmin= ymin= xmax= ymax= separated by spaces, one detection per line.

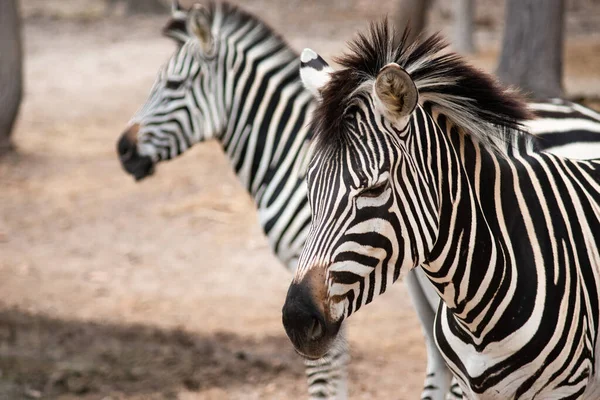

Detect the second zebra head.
xmin=117 ymin=2 xmax=220 ymax=180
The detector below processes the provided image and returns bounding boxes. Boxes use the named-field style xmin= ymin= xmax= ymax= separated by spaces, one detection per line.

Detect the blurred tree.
xmin=0 ymin=0 xmax=23 ymax=154
xmin=394 ymin=0 xmax=433 ymax=43
xmin=395 ymin=0 xmax=476 ymax=55
xmin=454 ymin=0 xmax=475 ymax=54
xmin=108 ymin=0 xmax=168 ymax=15
xmin=497 ymin=0 xmax=565 ymax=99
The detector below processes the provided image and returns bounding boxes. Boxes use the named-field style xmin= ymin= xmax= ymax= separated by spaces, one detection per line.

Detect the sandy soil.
xmin=1 ymin=2 xmax=599 ymax=399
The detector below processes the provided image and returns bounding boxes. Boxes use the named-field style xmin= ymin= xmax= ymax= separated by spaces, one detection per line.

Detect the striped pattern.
xmin=528 ymin=98 xmax=600 ymax=159
xmin=127 ymin=3 xmax=345 ymax=398
xmin=289 ymin=21 xmax=600 ymax=399
xmin=131 ymin=2 xmax=313 ymax=267
xmin=122 ymin=5 xmax=600 ymax=399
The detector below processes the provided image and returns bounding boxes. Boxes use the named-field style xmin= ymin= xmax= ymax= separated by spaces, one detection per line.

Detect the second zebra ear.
xmin=163 ymin=17 xmax=188 ymax=43
xmin=373 ymin=63 xmax=418 ymax=124
xmin=188 ymin=4 xmax=214 ymax=56
xmin=300 ymin=49 xmax=333 ymax=99
xmin=162 ymin=0 xmax=189 ymax=43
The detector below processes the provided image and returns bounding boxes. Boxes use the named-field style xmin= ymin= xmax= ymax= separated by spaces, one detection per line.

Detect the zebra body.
xmin=527 ymin=98 xmax=600 ymax=158
xmin=281 ymin=22 xmax=600 ymax=399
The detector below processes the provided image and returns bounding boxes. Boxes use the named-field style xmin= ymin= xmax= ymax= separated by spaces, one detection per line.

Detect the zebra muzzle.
xmin=282 ymin=281 xmax=340 ymax=359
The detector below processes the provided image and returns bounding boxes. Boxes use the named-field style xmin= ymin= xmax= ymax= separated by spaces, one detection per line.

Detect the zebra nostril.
xmin=118 ymin=142 xmax=133 ymax=161
xmin=117 ymin=134 xmax=137 ymax=162
xmin=309 ymin=317 xmax=325 ymax=341
xmin=118 ymin=124 xmax=141 ymax=162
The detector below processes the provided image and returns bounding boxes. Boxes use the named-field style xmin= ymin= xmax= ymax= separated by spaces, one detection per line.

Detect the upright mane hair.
xmin=314 ymin=20 xmax=533 ymax=153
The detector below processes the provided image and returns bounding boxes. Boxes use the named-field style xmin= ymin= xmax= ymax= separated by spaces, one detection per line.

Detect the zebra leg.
xmin=405 ymin=268 xmax=455 ymax=400
xmin=303 ymin=323 xmax=349 ymax=399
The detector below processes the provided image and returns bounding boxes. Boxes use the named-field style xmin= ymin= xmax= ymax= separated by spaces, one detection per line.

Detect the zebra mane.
xmin=162 ymin=1 xmax=287 ymax=50
xmin=315 ymin=20 xmax=533 ymax=153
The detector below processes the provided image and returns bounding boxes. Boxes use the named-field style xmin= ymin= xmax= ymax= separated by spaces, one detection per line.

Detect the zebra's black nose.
xmin=118 ymin=123 xmax=140 ymax=162
xmin=282 ymin=287 xmax=326 ymax=339
xmin=282 ymin=282 xmax=336 ymax=359
xmin=117 ymin=134 xmax=135 ymax=162
xmin=117 ymin=124 xmax=155 ymax=181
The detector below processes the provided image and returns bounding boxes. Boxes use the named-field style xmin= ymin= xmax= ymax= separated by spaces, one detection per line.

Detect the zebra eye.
xmin=359 ymin=180 xmax=389 ymax=198
xmin=165 ymin=80 xmax=183 ymax=90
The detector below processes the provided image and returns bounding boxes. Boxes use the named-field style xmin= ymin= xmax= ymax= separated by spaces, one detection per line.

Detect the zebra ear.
xmin=162 ymin=0 xmax=189 ymax=42
xmin=171 ymin=0 xmax=182 ymax=13
xmin=300 ymin=49 xmax=333 ymax=99
xmin=188 ymin=3 xmax=214 ymax=55
xmin=373 ymin=63 xmax=418 ymax=123
xmin=163 ymin=16 xmax=188 ymax=43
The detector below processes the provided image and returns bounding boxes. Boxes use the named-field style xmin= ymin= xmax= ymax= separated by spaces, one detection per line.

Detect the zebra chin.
xmin=126 ymin=159 xmax=155 ymax=182
xmin=281 ymin=281 xmax=343 ymax=360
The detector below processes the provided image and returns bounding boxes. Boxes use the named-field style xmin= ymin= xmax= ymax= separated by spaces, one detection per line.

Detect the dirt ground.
xmin=1 ymin=1 xmax=600 ymax=399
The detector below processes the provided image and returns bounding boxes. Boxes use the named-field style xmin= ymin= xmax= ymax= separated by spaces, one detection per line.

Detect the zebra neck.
xmin=217 ymin=42 xmax=314 ymax=201
xmin=415 ymin=110 xmax=523 ymax=338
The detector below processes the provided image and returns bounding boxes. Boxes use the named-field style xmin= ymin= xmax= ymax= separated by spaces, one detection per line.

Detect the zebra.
xmin=116 ymin=3 xmax=600 ymax=399
xmin=117 ymin=2 xmax=346 ymax=398
xmin=281 ymin=20 xmax=600 ymax=399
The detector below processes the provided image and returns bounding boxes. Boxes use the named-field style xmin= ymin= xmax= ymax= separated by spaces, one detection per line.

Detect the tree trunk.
xmin=394 ymin=0 xmax=433 ymax=44
xmin=454 ymin=0 xmax=475 ymax=54
xmin=108 ymin=0 xmax=167 ymax=15
xmin=496 ymin=0 xmax=565 ymax=99
xmin=0 ymin=0 xmax=23 ymax=153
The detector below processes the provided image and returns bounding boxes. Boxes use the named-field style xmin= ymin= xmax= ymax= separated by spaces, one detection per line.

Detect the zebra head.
xmin=282 ymin=21 xmax=530 ymax=359
xmin=282 ymin=43 xmax=427 ymax=359
xmin=118 ymin=1 xmax=223 ymax=180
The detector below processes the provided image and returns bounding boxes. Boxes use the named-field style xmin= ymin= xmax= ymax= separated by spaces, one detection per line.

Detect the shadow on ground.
xmin=0 ymin=307 xmax=304 ymax=399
